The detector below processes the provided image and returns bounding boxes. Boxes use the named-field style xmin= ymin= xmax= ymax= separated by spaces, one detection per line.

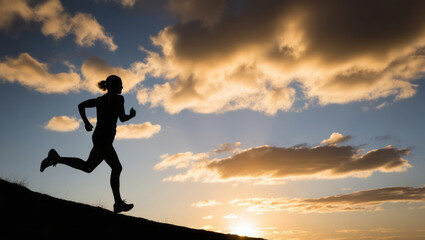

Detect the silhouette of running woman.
xmin=41 ymin=75 xmax=136 ymax=213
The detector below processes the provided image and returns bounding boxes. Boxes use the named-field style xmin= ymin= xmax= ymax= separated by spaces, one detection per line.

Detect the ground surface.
xmin=0 ymin=179 xmax=264 ymax=239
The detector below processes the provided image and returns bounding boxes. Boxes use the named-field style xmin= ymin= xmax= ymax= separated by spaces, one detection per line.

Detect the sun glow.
xmin=230 ymin=223 xmax=257 ymax=237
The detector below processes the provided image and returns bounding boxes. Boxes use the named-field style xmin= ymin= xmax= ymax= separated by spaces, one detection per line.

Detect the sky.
xmin=1 ymin=0 xmax=425 ymax=239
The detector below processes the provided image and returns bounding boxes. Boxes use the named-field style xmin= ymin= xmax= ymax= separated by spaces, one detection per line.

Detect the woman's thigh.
xmin=85 ymin=147 xmax=105 ymax=172
xmin=103 ymin=146 xmax=122 ymax=170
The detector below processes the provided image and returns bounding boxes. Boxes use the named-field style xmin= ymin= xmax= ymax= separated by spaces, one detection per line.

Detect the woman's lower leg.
xmin=111 ymin=167 xmax=123 ymax=203
xmin=57 ymin=157 xmax=91 ymax=172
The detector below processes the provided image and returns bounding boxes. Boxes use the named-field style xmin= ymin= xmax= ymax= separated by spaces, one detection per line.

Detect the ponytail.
xmin=97 ymin=75 xmax=122 ymax=92
xmin=97 ymin=80 xmax=108 ymax=91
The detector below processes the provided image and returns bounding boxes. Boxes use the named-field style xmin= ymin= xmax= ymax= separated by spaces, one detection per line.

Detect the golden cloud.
xmin=0 ymin=0 xmax=117 ymax=51
xmin=0 ymin=0 xmax=32 ymax=30
xmin=321 ymin=132 xmax=352 ymax=146
xmin=137 ymin=0 xmax=425 ymax=114
xmin=36 ymin=0 xmax=117 ymax=51
xmin=230 ymin=186 xmax=425 ymax=213
xmin=167 ymin=0 xmax=225 ymax=27
xmin=81 ymin=57 xmax=147 ymax=93
xmin=0 ymin=53 xmax=146 ymax=94
xmin=44 ymin=115 xmax=161 ymax=140
xmin=0 ymin=53 xmax=81 ymax=93
xmin=212 ymin=142 xmax=241 ymax=155
xmin=191 ymin=200 xmax=222 ymax=208
xmin=154 ymin=151 xmax=208 ymax=170
xmin=155 ymin=134 xmax=411 ymax=184
xmin=4 ymin=0 xmax=425 ymax=115
xmin=44 ymin=116 xmax=80 ymax=132
xmin=115 ymin=122 xmax=161 ymax=140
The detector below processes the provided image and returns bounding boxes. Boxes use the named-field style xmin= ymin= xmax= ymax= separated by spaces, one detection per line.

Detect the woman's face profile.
xmin=110 ymin=80 xmax=123 ymax=94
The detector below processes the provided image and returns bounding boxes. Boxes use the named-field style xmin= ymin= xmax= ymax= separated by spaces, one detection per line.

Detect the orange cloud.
xmin=212 ymin=142 xmax=241 ymax=155
xmin=44 ymin=116 xmax=80 ymax=132
xmin=4 ymin=0 xmax=425 ymax=114
xmin=44 ymin=115 xmax=161 ymax=140
xmin=115 ymin=122 xmax=161 ymax=140
xmin=155 ymin=134 xmax=411 ymax=184
xmin=230 ymin=186 xmax=425 ymax=213
xmin=0 ymin=0 xmax=32 ymax=30
xmin=0 ymin=53 xmax=150 ymax=94
xmin=137 ymin=0 xmax=425 ymax=114
xmin=321 ymin=132 xmax=352 ymax=146
xmin=0 ymin=53 xmax=81 ymax=93
xmin=35 ymin=0 xmax=117 ymax=51
xmin=167 ymin=0 xmax=225 ymax=27
xmin=191 ymin=200 xmax=222 ymax=208
xmin=0 ymin=0 xmax=117 ymax=51
xmin=154 ymin=151 xmax=208 ymax=171
xmin=81 ymin=57 xmax=147 ymax=93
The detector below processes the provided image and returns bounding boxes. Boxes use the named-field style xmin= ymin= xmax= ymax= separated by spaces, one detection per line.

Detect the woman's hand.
xmin=130 ymin=107 xmax=136 ymax=118
xmin=78 ymin=98 xmax=96 ymax=131
xmin=85 ymin=122 xmax=93 ymax=132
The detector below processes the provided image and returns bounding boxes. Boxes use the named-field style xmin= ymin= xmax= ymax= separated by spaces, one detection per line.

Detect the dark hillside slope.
xmin=0 ymin=179 xmax=264 ymax=240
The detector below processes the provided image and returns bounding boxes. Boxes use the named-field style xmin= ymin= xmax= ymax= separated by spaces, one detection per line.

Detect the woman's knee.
xmin=112 ymin=163 xmax=122 ymax=174
xmin=84 ymin=164 xmax=97 ymax=173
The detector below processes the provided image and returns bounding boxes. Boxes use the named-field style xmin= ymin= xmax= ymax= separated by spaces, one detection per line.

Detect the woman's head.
xmin=98 ymin=75 xmax=123 ymax=94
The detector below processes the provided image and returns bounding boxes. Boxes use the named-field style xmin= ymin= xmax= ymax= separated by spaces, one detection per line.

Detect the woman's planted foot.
xmin=40 ymin=149 xmax=59 ymax=172
xmin=113 ymin=200 xmax=134 ymax=213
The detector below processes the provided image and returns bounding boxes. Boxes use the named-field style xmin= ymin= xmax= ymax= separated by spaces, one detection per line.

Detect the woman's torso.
xmin=93 ymin=94 xmax=122 ymax=145
xmin=96 ymin=94 xmax=122 ymax=128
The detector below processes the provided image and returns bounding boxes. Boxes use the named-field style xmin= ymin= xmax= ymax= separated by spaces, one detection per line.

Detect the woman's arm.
xmin=78 ymin=99 xmax=96 ymax=131
xmin=120 ymin=107 xmax=136 ymax=122
xmin=117 ymin=96 xmax=136 ymax=122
